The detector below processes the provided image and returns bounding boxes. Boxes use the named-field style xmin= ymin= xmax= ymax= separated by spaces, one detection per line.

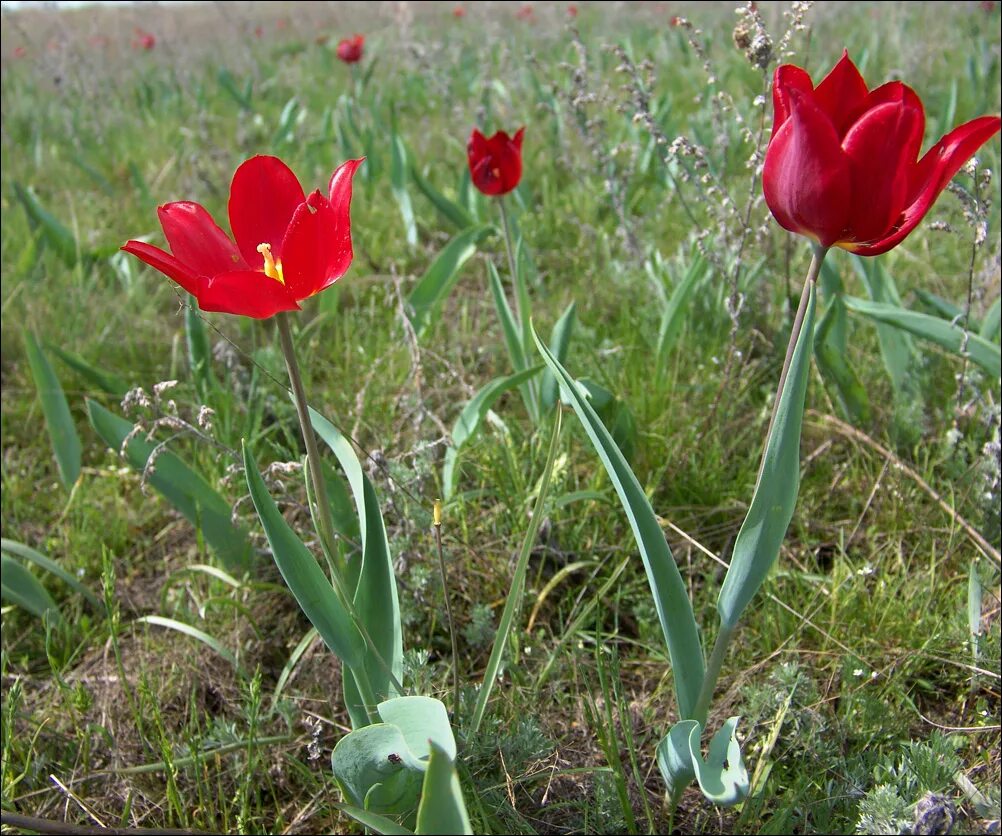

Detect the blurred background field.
xmin=1 ymin=2 xmax=1000 ymax=833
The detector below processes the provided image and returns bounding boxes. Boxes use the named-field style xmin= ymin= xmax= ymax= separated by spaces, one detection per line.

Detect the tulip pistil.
xmin=256 ymin=243 xmax=285 ymax=284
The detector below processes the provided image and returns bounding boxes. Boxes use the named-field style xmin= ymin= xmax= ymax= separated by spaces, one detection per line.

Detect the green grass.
xmin=2 ymin=2 xmax=1001 ymax=833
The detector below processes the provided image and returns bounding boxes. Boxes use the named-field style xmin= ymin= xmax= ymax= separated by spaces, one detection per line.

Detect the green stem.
xmin=498 ymin=197 xmax=539 ymax=420
xmin=691 ymin=624 xmax=735 ymax=726
xmin=433 ymin=504 xmax=461 ymax=721
xmin=276 ymin=313 xmax=345 ymax=579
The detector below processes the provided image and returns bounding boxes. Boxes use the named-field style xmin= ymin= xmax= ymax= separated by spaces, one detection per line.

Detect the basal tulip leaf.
xmin=378 ymin=696 xmax=456 ymax=762
xmin=88 ymin=401 xmax=254 ymax=573
xmin=1 ymin=538 xmax=100 ymax=609
xmin=407 ymin=225 xmax=491 ymax=336
xmin=390 ymin=130 xmax=418 ymax=248
xmin=185 ymin=304 xmax=216 ymax=400
xmin=487 ymin=261 xmax=536 ymax=420
xmin=532 ymin=326 xmax=704 ymax=720
xmin=415 ymin=741 xmax=473 ymax=836
xmin=243 ymin=442 xmax=366 ymax=672
xmin=24 ymin=330 xmax=81 ymax=489
xmin=442 ymin=365 xmax=543 ymax=501
xmin=656 ymin=256 xmax=707 ymax=373
xmin=410 ymin=165 xmax=474 ymax=231
xmin=331 ymin=723 xmax=425 ymax=814
xmin=656 ymin=720 xmax=698 ymax=801
xmin=980 ymin=296 xmax=1001 ymax=342
xmin=539 ymin=302 xmax=577 ymax=416
xmin=334 ymin=804 xmax=415 ymax=836
xmin=814 ymin=294 xmax=872 ymax=425
xmin=687 ymin=717 xmax=749 ymax=807
xmin=0 ymin=554 xmax=62 ymax=624
xmin=844 ymin=296 xmax=1001 ymax=379
xmin=717 ymin=282 xmax=816 ymax=630
xmin=913 ymin=288 xmax=967 ymax=325
xmin=45 ymin=342 xmax=130 ymax=398
xmin=13 ymin=182 xmax=83 ymax=268
xmin=309 ymin=408 xmax=403 ymax=729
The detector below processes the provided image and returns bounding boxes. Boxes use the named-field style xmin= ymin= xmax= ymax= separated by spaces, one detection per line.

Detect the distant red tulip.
xmin=468 ymin=128 xmax=525 ymax=196
xmin=337 ymin=34 xmax=364 ymax=64
xmin=132 ymin=29 xmax=156 ymax=50
xmin=453 ymin=6 xmax=466 ymax=18
xmin=254 ymin=25 xmax=264 ymax=39
xmin=567 ymin=4 xmax=578 ymax=17
xmin=763 ymin=50 xmax=1001 ymax=255
xmin=13 ymin=46 xmax=27 ymax=58
xmin=123 ymin=156 xmax=364 ymax=319
xmin=516 ymin=5 xmax=534 ymax=21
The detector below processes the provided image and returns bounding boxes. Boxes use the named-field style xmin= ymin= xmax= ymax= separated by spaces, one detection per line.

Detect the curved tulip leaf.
xmin=415 ymin=741 xmax=473 ymax=836
xmin=539 ymin=302 xmax=577 ymax=415
xmin=532 ymin=325 xmax=704 ymax=720
xmin=408 ymin=225 xmax=491 ymax=336
xmin=411 ymin=165 xmax=474 ymax=231
xmin=390 ymin=130 xmax=418 ymax=248
xmin=309 ymin=408 xmax=403 ymax=729
xmin=88 ymin=401 xmax=254 ymax=572
xmin=980 ymin=296 xmax=1000 ymax=342
xmin=814 ymin=294 xmax=871 ymax=425
xmin=378 ymin=696 xmax=456 ymax=762
xmin=717 ymin=283 xmax=816 ymax=630
xmin=243 ymin=442 xmax=366 ymax=673
xmin=442 ymin=365 xmax=542 ymax=500
xmin=45 ymin=342 xmax=130 ymax=398
xmin=25 ymin=331 xmax=81 ymax=489
xmin=1 ymin=554 xmax=62 ymax=623
xmin=1 ymin=538 xmax=100 ymax=609
xmin=135 ymin=615 xmax=242 ymax=674
xmin=13 ymin=182 xmax=83 ymax=267
xmin=185 ymin=305 xmax=216 ymax=400
xmin=656 ymin=720 xmax=698 ymax=801
xmin=656 ymin=256 xmax=707 ymax=372
xmin=331 ymin=724 xmax=425 ymax=814
xmin=843 ymin=296 xmax=1001 ymax=379
xmin=334 ymin=804 xmax=415 ymax=836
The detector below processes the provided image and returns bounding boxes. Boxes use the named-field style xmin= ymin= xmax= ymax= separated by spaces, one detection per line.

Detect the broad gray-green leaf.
xmin=688 ymin=717 xmax=748 ymax=806
xmin=717 ymin=283 xmax=816 ymax=629
xmin=88 ymin=401 xmax=253 ymax=572
xmin=442 ymin=366 xmax=542 ymax=500
xmin=539 ymin=302 xmax=576 ymax=415
xmin=378 ymin=696 xmax=456 ymax=762
xmin=331 ymin=724 xmax=425 ymax=814
xmin=309 ymin=409 xmax=403 ymax=729
xmin=980 ymin=296 xmax=1000 ymax=342
xmin=415 ymin=741 xmax=473 ymax=835
xmin=532 ymin=326 xmax=704 ymax=720
xmin=814 ymin=295 xmax=871 ymax=425
xmin=1 ymin=538 xmax=100 ymax=608
xmin=243 ymin=442 xmax=366 ymax=672
xmin=25 ymin=330 xmax=81 ymax=489
xmin=656 ymin=720 xmax=698 ymax=800
xmin=408 ymin=226 xmax=491 ymax=336
xmin=1 ymin=555 xmax=62 ymax=623
xmin=335 ymin=804 xmax=415 ymax=836
xmin=844 ymin=296 xmax=1000 ymax=379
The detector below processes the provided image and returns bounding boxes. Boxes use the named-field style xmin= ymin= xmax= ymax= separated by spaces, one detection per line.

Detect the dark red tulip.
xmin=453 ymin=6 xmax=466 ymax=18
xmin=123 ymin=156 xmax=364 ymax=319
xmin=337 ymin=34 xmax=364 ymax=64
xmin=467 ymin=128 xmax=525 ymax=196
xmin=763 ymin=50 xmax=1001 ymax=255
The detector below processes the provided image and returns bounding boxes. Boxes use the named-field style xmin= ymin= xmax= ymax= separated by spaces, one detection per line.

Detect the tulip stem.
xmin=276 ymin=312 xmax=344 ymax=580
xmin=498 ymin=197 xmax=539 ymax=420
xmin=432 ymin=502 xmax=461 ymax=722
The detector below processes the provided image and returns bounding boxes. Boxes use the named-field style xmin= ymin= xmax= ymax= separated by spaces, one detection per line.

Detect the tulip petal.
xmin=840 ymin=100 xmax=923 ymax=245
xmin=813 ymin=49 xmax=870 ymax=137
xmin=763 ymin=88 xmax=851 ymax=247
xmin=121 ymin=240 xmax=202 ymax=298
xmin=513 ymin=126 xmax=525 ymax=150
xmin=198 ymin=270 xmax=301 ymax=319
xmin=851 ymin=115 xmax=1001 ymax=256
xmin=281 ymin=190 xmax=355 ymax=299
xmin=770 ymin=64 xmax=814 ymax=139
xmin=228 ymin=155 xmax=306 ymax=267
xmin=158 ymin=202 xmax=248 ymax=275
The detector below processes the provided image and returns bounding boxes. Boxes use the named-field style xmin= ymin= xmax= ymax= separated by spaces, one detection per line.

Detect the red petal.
xmin=228 ymin=156 xmax=306 ymax=267
xmin=770 ymin=64 xmax=813 ymax=140
xmin=158 ymin=202 xmax=247 ymax=275
xmin=198 ymin=270 xmax=301 ymax=319
xmin=513 ymin=126 xmax=525 ymax=150
xmin=121 ymin=240 xmax=202 ymax=298
xmin=851 ymin=114 xmax=1001 ymax=256
xmin=813 ymin=49 xmax=870 ymax=137
xmin=840 ymin=100 xmax=923 ymax=244
xmin=281 ymin=189 xmax=355 ymax=299
xmin=467 ymin=128 xmax=489 ymax=161
xmin=762 ymin=88 xmax=851 ymax=247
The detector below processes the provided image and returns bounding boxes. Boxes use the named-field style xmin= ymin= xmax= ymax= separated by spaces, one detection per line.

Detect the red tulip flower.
xmin=763 ymin=50 xmax=1001 ymax=256
xmin=123 ymin=155 xmax=364 ymax=319
xmin=467 ymin=128 xmax=525 ymax=196
xmin=337 ymin=34 xmax=364 ymax=64
xmin=453 ymin=5 xmax=466 ymax=18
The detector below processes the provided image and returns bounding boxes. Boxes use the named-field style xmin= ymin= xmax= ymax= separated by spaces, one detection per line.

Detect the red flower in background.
xmin=567 ymin=4 xmax=578 ymax=17
xmin=763 ymin=50 xmax=1001 ymax=256
xmin=133 ymin=29 xmax=156 ymax=50
xmin=123 ymin=156 xmax=364 ymax=319
xmin=468 ymin=128 xmax=525 ymax=196
xmin=453 ymin=6 xmax=466 ymax=18
xmin=516 ymin=5 xmax=534 ymax=21
xmin=13 ymin=46 xmax=27 ymax=58
xmin=337 ymin=34 xmax=364 ymax=64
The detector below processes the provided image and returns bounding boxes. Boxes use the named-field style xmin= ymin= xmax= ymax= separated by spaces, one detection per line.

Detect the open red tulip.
xmin=763 ymin=50 xmax=1000 ymax=256
xmin=467 ymin=127 xmax=525 ymax=196
xmin=337 ymin=34 xmax=364 ymax=64
xmin=123 ymin=155 xmax=364 ymax=319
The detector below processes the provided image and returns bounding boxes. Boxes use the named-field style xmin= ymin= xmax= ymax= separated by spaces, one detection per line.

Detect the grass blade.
xmin=2 ymin=538 xmax=100 ymax=609
xmin=88 ymin=400 xmax=253 ymax=572
xmin=45 ymin=342 xmax=130 ymax=397
xmin=814 ymin=294 xmax=871 ymax=425
xmin=979 ymin=296 xmax=1000 ymax=342
xmin=135 ymin=615 xmax=242 ymax=673
xmin=13 ymin=182 xmax=83 ymax=268
xmin=539 ymin=302 xmax=577 ymax=415
xmin=243 ymin=442 xmax=366 ymax=672
xmin=442 ymin=365 xmax=543 ymax=500
xmin=717 ymin=282 xmax=816 ymax=630
xmin=656 ymin=256 xmax=706 ymax=373
xmin=407 ymin=225 xmax=490 ymax=336
xmin=532 ymin=324 xmax=704 ymax=720
xmin=467 ymin=408 xmax=562 ymax=737
xmin=391 ymin=130 xmax=418 ymax=248
xmin=1 ymin=555 xmax=62 ymax=623
xmin=411 ymin=165 xmax=474 ymax=231
xmin=24 ymin=330 xmax=81 ymax=489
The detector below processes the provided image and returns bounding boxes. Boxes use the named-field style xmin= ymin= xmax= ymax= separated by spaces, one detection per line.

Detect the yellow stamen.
xmin=256 ymin=243 xmax=285 ymax=284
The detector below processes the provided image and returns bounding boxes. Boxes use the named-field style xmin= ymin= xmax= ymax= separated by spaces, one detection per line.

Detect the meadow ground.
xmin=1 ymin=1 xmax=1001 ymax=833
